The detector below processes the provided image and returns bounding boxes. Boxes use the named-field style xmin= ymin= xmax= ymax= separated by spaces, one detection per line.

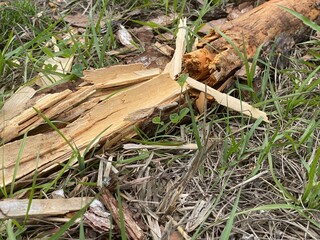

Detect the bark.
xmin=183 ymin=0 xmax=320 ymax=87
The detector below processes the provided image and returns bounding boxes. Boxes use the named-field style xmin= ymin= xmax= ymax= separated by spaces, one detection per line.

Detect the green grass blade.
xmin=23 ymin=149 xmax=40 ymax=224
xmin=220 ymin=188 xmax=242 ymax=240
xmin=298 ymin=118 xmax=319 ymax=148
xmin=302 ymin=146 xmax=320 ymax=203
xmin=49 ymin=200 xmax=92 ymax=240
xmin=268 ymin=152 xmax=298 ymax=203
xmin=237 ymin=117 xmax=263 ymax=161
xmin=6 ymin=219 xmax=16 ymax=240
xmin=117 ymin=186 xmax=127 ymax=240
xmin=10 ymin=131 xmax=28 ymax=197
xmin=278 ymin=6 xmax=320 ymax=32
xmin=5 ymin=21 xmax=58 ymax=59
xmin=33 ymin=107 xmax=84 ymax=169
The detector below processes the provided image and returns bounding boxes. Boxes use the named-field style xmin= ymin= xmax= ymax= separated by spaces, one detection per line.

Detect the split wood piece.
xmin=56 ymin=97 xmax=100 ymax=123
xmin=0 ymin=86 xmax=96 ymax=143
xmin=82 ymin=63 xmax=145 ymax=85
xmin=100 ymin=187 xmax=144 ymax=240
xmin=164 ymin=18 xmax=187 ymax=79
xmin=0 ymin=89 xmax=71 ymax=143
xmin=0 ymin=74 xmax=181 ymax=187
xmin=184 ymin=0 xmax=320 ymax=86
xmin=94 ymin=68 xmax=161 ymax=89
xmin=186 ymin=77 xmax=270 ymax=123
xmin=0 ymin=86 xmax=36 ymax=125
xmin=0 ymin=197 xmax=93 ymax=219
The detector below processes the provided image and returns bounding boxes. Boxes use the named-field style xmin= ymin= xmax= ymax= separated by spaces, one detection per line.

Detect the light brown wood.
xmin=186 ymin=77 xmax=269 ymax=122
xmin=0 ymin=73 xmax=181 ymax=187
xmin=0 ymin=90 xmax=72 ymax=143
xmin=0 ymin=86 xmax=36 ymax=125
xmin=0 ymin=86 xmax=96 ymax=143
xmin=164 ymin=18 xmax=187 ymax=79
xmin=82 ymin=63 xmax=145 ymax=84
xmin=184 ymin=0 xmax=320 ymax=86
xmin=0 ymin=197 xmax=93 ymax=219
xmin=94 ymin=68 xmax=161 ymax=89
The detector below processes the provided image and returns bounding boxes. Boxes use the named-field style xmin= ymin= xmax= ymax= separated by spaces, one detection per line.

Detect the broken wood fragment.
xmin=186 ymin=77 xmax=269 ymax=123
xmin=93 ymin=68 xmax=161 ymax=89
xmin=82 ymin=63 xmax=145 ymax=85
xmin=0 ymin=89 xmax=72 ymax=143
xmin=0 ymin=86 xmax=96 ymax=143
xmin=0 ymin=73 xmax=181 ymax=187
xmin=184 ymin=0 xmax=320 ymax=86
xmin=0 ymin=197 xmax=93 ymax=219
xmin=0 ymin=86 xmax=36 ymax=124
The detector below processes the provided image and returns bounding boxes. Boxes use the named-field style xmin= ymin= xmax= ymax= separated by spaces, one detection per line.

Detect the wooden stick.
xmin=186 ymin=77 xmax=270 ymax=123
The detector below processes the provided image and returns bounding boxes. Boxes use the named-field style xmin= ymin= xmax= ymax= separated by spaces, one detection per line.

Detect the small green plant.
xmin=152 ymin=107 xmax=189 ymax=135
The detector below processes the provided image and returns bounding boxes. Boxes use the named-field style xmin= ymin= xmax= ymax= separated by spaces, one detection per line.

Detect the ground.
xmin=0 ymin=0 xmax=319 ymax=239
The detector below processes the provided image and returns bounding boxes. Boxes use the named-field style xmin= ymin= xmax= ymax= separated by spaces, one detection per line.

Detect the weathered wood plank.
xmin=0 ymin=197 xmax=93 ymax=219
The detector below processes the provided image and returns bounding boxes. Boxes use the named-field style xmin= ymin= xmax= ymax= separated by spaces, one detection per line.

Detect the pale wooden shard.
xmin=94 ymin=68 xmax=161 ymax=89
xmin=0 ymin=86 xmax=96 ymax=143
xmin=123 ymin=143 xmax=198 ymax=150
xmin=164 ymin=18 xmax=187 ymax=79
xmin=0 ymin=89 xmax=72 ymax=143
xmin=82 ymin=63 xmax=145 ymax=84
xmin=0 ymin=197 xmax=93 ymax=219
xmin=0 ymin=86 xmax=36 ymax=125
xmin=186 ymin=77 xmax=269 ymax=123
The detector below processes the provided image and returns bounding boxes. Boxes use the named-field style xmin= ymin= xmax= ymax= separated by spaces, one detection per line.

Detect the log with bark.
xmin=184 ymin=0 xmax=320 ymax=87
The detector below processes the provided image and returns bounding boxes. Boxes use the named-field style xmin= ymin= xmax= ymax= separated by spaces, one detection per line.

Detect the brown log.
xmin=184 ymin=0 xmax=320 ymax=87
